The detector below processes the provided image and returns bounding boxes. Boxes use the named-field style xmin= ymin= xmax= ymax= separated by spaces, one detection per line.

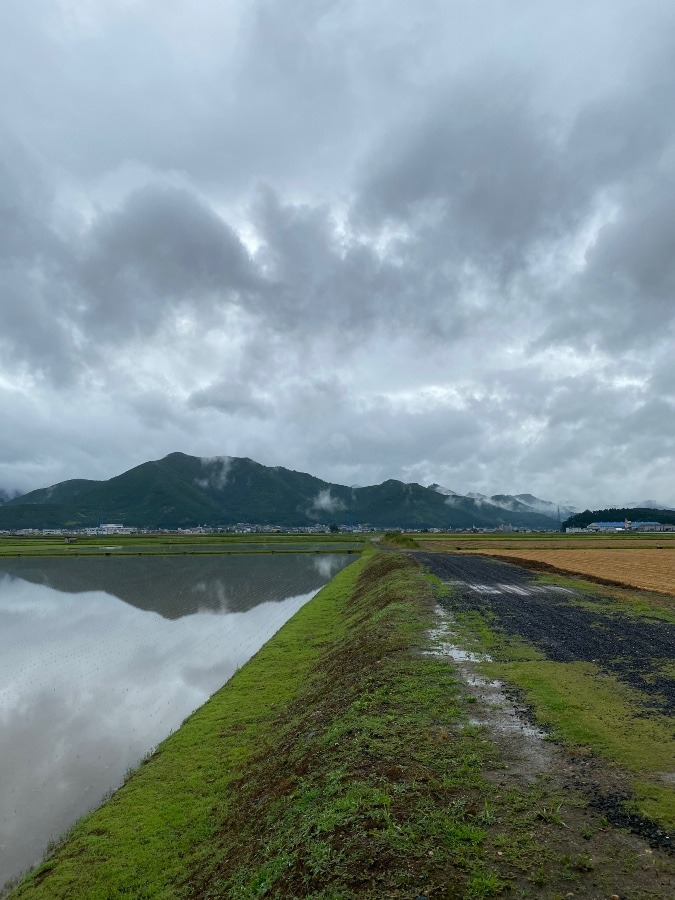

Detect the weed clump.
xmin=383 ymin=531 xmax=420 ymax=549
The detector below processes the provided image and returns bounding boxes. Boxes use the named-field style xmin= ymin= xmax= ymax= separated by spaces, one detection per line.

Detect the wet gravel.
xmin=586 ymin=791 xmax=673 ymax=851
xmin=412 ymin=552 xmax=675 ymax=715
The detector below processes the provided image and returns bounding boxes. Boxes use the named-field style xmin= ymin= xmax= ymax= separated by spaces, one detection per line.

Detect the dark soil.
xmin=412 ymin=552 xmax=675 ymax=715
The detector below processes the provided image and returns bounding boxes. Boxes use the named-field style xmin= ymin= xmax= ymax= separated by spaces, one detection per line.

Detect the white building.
xmin=99 ymin=523 xmax=126 ymax=535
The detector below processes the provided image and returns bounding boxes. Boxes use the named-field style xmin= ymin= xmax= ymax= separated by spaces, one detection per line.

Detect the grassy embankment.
xmin=11 ymin=550 xmax=674 ymax=898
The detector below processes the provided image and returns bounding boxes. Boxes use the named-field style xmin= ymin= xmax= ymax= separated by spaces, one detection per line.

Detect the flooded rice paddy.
xmin=0 ymin=553 xmax=352 ymax=886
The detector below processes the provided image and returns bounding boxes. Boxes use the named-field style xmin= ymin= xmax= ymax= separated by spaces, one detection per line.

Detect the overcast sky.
xmin=1 ymin=0 xmax=674 ymax=507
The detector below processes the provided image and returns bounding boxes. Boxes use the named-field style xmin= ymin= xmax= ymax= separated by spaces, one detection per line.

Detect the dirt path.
xmin=412 ymin=552 xmax=675 ymax=866
xmin=412 ymin=552 xmax=675 ymax=715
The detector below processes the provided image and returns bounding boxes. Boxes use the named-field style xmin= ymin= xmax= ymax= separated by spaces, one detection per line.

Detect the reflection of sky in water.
xmin=0 ymin=554 xmax=350 ymax=886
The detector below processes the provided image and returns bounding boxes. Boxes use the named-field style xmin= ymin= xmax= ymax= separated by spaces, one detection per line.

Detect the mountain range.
xmin=0 ymin=452 xmax=572 ymax=530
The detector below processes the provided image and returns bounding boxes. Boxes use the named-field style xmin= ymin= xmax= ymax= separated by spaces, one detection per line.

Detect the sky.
xmin=1 ymin=0 xmax=674 ymax=508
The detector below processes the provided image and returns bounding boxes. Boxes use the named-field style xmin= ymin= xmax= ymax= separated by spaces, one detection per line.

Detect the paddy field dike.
xmin=6 ymin=532 xmax=675 ymax=898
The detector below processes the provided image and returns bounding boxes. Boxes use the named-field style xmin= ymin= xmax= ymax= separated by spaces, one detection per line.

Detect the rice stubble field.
xmin=466 ymin=547 xmax=675 ymax=596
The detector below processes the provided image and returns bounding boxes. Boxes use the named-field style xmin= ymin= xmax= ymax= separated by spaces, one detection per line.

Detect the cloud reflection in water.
xmin=0 ymin=553 xmax=350 ymax=885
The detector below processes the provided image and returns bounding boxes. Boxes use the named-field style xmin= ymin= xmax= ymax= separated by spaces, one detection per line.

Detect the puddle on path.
xmin=426 ymin=601 xmax=554 ymax=779
xmin=496 ymin=583 xmax=531 ymax=596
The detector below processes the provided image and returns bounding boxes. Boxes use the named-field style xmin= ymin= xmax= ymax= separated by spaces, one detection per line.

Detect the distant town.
xmin=3 ymin=518 xmax=674 ymax=538
xmin=2 ymin=522 xmax=561 ymax=537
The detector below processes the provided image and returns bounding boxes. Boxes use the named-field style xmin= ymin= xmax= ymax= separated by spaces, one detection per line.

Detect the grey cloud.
xmin=79 ymin=185 xmax=256 ymax=338
xmin=357 ymin=75 xmax=578 ymax=272
xmin=188 ymin=380 xmax=272 ymax=419
xmin=570 ymin=178 xmax=675 ymax=347
xmin=195 ymin=456 xmax=233 ymax=491
xmin=250 ymin=186 xmax=475 ymax=344
xmin=309 ymin=489 xmax=346 ymax=515
xmin=1 ymin=1 xmax=675 ymax=507
xmin=0 ymin=132 xmax=81 ymax=381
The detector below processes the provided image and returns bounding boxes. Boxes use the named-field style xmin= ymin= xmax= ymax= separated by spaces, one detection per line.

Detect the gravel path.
xmin=412 ymin=552 xmax=675 ymax=714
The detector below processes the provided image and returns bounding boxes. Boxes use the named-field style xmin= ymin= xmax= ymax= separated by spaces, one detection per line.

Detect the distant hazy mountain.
xmin=429 ymin=484 xmax=459 ymax=497
xmin=512 ymin=494 xmax=578 ymax=520
xmin=0 ymin=488 xmax=22 ymax=505
xmin=435 ymin=486 xmax=576 ymax=521
xmin=0 ymin=453 xmax=559 ymax=530
xmin=625 ymin=500 xmax=675 ymax=511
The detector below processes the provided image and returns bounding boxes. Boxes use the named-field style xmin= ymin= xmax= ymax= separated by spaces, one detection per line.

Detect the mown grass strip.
xmin=179 ymin=552 xmax=511 ymax=899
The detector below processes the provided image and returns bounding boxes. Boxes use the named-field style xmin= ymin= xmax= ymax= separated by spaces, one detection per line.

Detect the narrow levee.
xmin=9 ymin=551 xmax=675 ymax=899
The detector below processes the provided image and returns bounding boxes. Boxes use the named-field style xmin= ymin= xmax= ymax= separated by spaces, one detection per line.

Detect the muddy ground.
xmin=413 ymin=551 xmax=675 ymax=861
xmin=412 ymin=552 xmax=675 ymax=715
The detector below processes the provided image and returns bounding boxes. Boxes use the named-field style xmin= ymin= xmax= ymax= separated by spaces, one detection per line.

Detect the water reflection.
xmin=0 ymin=553 xmax=351 ymax=618
xmin=0 ymin=554 xmax=351 ymax=886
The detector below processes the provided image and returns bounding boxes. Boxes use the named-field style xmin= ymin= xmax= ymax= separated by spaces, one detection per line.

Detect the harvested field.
xmin=421 ymin=535 xmax=675 ymax=552
xmin=467 ymin=548 xmax=675 ymax=595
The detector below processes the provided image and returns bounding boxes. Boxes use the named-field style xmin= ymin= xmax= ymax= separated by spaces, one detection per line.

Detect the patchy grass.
xmin=630 ymin=782 xmax=675 ymax=829
xmin=180 ymin=552 xmax=510 ymax=898
xmin=535 ymin=572 xmax=675 ymax=623
xmin=382 ymin=531 xmax=420 ymax=549
xmin=445 ymin=598 xmax=675 ymax=829
xmin=489 ymin=661 xmax=675 ymax=773
xmin=449 ymin=607 xmax=543 ymax=664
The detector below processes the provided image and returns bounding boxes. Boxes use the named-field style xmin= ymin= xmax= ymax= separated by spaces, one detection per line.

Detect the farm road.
xmin=411 ymin=552 xmax=675 ymax=714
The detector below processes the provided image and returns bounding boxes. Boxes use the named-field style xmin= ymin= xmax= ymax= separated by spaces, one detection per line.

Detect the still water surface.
xmin=0 ymin=553 xmax=352 ymax=886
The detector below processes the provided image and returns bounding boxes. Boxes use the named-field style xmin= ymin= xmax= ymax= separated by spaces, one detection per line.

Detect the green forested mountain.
xmin=12 ymin=479 xmax=103 ymax=506
xmin=0 ymin=452 xmax=558 ymax=530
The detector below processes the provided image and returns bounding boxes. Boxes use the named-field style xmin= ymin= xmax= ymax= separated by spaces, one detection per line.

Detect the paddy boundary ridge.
xmin=8 ymin=548 xmax=675 ymax=899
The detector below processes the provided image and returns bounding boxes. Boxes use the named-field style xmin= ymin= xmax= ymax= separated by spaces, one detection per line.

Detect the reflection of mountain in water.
xmin=0 ymin=555 xmax=351 ymax=619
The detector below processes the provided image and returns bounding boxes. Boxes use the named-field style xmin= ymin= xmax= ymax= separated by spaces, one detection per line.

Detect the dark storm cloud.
xmin=0 ymin=177 xmax=258 ymax=379
xmin=357 ymin=74 xmax=579 ymax=276
xmin=566 ymin=177 xmax=675 ymax=348
xmin=0 ymin=132 xmax=80 ymax=381
xmin=250 ymin=188 xmax=413 ymax=336
xmin=1 ymin=0 xmax=675 ymax=505
xmin=79 ymin=185 xmax=256 ymax=339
